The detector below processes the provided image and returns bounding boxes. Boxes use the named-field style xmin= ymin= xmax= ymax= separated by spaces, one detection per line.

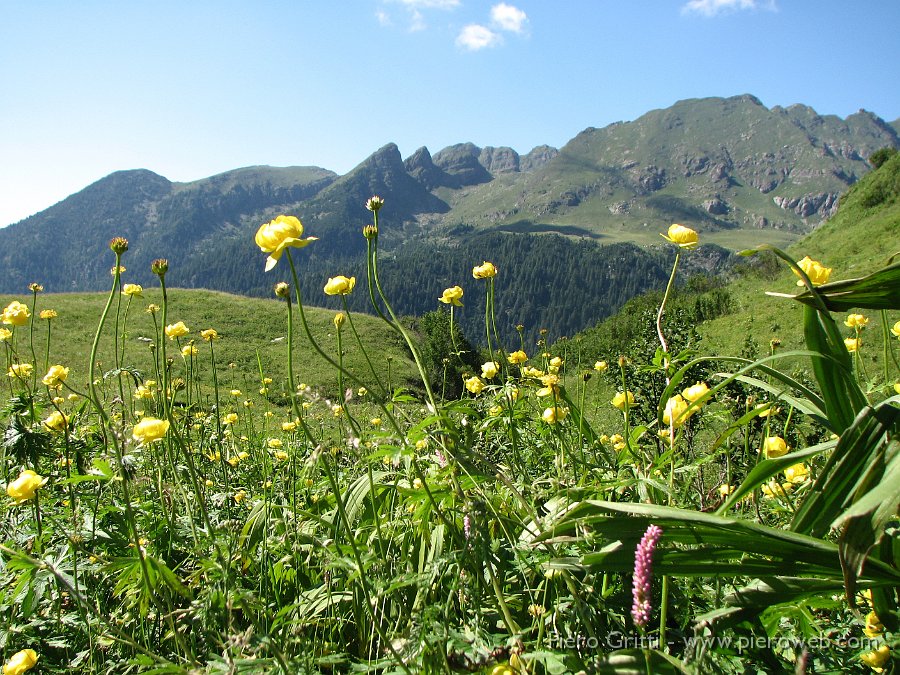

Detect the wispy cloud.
xmin=456 ymin=24 xmax=502 ymax=51
xmin=490 ymin=3 xmax=528 ymax=33
xmin=382 ymin=0 xmax=460 ymax=31
xmin=394 ymin=0 xmax=460 ymax=8
xmin=681 ymin=0 xmax=776 ymax=17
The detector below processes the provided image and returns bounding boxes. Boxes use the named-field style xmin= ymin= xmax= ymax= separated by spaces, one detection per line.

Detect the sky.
xmin=1 ymin=0 xmax=899 ymax=227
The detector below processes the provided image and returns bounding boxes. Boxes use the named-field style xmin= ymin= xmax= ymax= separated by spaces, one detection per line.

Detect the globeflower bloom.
xmin=481 ymin=361 xmax=499 ymax=379
xmin=122 ymin=284 xmax=143 ymax=297
xmin=0 ymin=328 xmax=12 ymax=342
xmin=7 ymin=363 xmax=33 ymax=379
xmin=465 ymin=376 xmax=486 ymax=394
xmin=132 ymin=418 xmax=170 ymax=444
xmin=2 ymin=648 xmax=38 ymax=675
xmin=164 ymin=322 xmax=189 ymax=339
xmin=794 ymin=256 xmax=832 ymax=286
xmin=593 ymin=360 xmax=608 ymax=373
xmin=7 ymin=470 xmax=46 ymax=504
xmin=439 ymin=286 xmax=464 ymax=306
xmin=507 ymin=350 xmax=528 ymax=365
xmin=681 ymin=381 xmax=710 ymax=404
xmin=859 ymin=644 xmax=890 ymax=670
xmin=892 ymin=321 xmax=900 ymax=339
xmin=763 ymin=436 xmax=789 ymax=459
xmin=662 ymin=394 xmax=691 ymax=428
xmin=42 ymin=365 xmax=69 ymax=389
xmin=541 ymin=406 xmax=568 ymax=425
xmin=661 ymin=223 xmax=699 ymax=249
xmin=472 ymin=261 xmax=497 ymax=279
xmin=255 ymin=215 xmax=317 ymax=272
xmin=43 ymin=411 xmax=67 ymax=432
xmin=844 ymin=337 xmax=861 ymax=352
xmin=324 ymin=275 xmax=356 ymax=295
xmin=39 ymin=309 xmax=57 ymax=320
xmin=611 ymin=390 xmax=636 ymax=411
xmin=844 ymin=314 xmax=868 ymax=329
xmin=200 ymin=329 xmax=218 ymax=341
xmin=2 ymin=300 xmax=31 ymax=326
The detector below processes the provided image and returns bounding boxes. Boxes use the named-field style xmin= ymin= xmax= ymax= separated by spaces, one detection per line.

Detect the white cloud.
xmin=393 ymin=0 xmax=460 ymax=8
xmin=375 ymin=9 xmax=392 ymax=26
xmin=490 ymin=3 xmax=528 ymax=33
xmin=681 ymin=0 xmax=776 ymax=17
xmin=456 ymin=24 xmax=502 ymax=51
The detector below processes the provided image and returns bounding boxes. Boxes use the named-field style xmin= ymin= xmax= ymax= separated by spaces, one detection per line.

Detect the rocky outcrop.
xmin=520 ymin=145 xmax=559 ymax=172
xmin=774 ymin=192 xmax=840 ymax=218
xmin=433 ymin=143 xmax=493 ymax=187
xmin=703 ymin=197 xmax=729 ymax=215
xmin=404 ymin=146 xmax=453 ymax=190
xmin=478 ymin=146 xmax=520 ymax=174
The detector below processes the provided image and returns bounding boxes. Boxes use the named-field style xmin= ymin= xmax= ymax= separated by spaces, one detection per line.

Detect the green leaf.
xmin=770 ymin=261 xmax=900 ymax=312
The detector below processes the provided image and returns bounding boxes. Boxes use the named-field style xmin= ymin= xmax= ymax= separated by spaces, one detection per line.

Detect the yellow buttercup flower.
xmin=541 ymin=406 xmax=568 ymax=425
xmin=7 ymin=470 xmax=46 ymax=504
xmin=39 ymin=309 xmax=57 ymax=320
xmin=122 ymin=283 xmax=143 ymax=297
xmin=43 ymin=410 xmax=68 ymax=432
xmin=255 ymin=215 xmax=317 ymax=272
xmin=864 ymin=610 xmax=884 ymax=638
xmin=0 ymin=328 xmax=12 ymax=342
xmin=859 ymin=644 xmax=890 ymax=670
xmin=223 ymin=413 xmax=239 ymax=425
xmin=844 ymin=313 xmax=868 ymax=328
xmin=507 ymin=350 xmax=528 ymax=365
xmin=593 ymin=360 xmax=608 ymax=373
xmin=481 ymin=361 xmax=499 ymax=379
xmin=439 ymin=286 xmax=464 ymax=306
xmin=2 ymin=648 xmax=38 ymax=675
xmin=181 ymin=344 xmax=199 ymax=357
xmin=324 ymin=275 xmax=356 ymax=295
xmin=892 ymin=321 xmax=900 ymax=338
xmin=267 ymin=438 xmax=283 ymax=449
xmin=844 ymin=337 xmax=861 ymax=352
xmin=794 ymin=256 xmax=832 ymax=286
xmin=234 ymin=490 xmax=248 ymax=504
xmin=763 ymin=436 xmax=789 ymax=459
xmin=2 ymin=300 xmax=31 ymax=326
xmin=42 ymin=365 xmax=69 ymax=389
xmin=132 ymin=418 xmax=170 ymax=444
xmin=682 ymin=381 xmax=710 ymax=404
xmin=333 ymin=312 xmax=346 ymax=329
xmin=465 ymin=376 xmax=485 ymax=394
xmin=661 ymin=223 xmax=699 ymax=249
xmin=472 ymin=261 xmax=497 ymax=279
xmin=611 ymin=390 xmax=635 ymax=411
xmin=164 ymin=321 xmax=189 ymax=339
xmin=783 ymin=463 xmax=809 ymax=484
xmin=662 ymin=394 xmax=691 ymax=428
xmin=7 ymin=363 xmax=33 ymax=379
xmin=200 ymin=329 xmax=218 ymax=341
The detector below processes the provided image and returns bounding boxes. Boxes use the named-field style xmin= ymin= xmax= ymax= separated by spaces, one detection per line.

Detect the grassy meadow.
xmin=1 ymin=167 xmax=899 ymax=675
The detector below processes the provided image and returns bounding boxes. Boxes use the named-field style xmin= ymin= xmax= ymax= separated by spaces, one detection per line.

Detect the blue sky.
xmin=1 ymin=0 xmax=898 ymax=227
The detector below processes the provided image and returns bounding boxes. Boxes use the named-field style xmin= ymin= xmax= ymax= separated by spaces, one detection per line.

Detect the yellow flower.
xmin=481 ymin=361 xmax=499 ymax=379
xmin=2 ymin=648 xmax=38 ymax=675
xmin=146 ymin=304 xmax=160 ymax=314
xmin=134 ymin=385 xmax=153 ymax=399
xmin=844 ymin=313 xmax=868 ymax=328
xmin=42 ymin=365 xmax=69 ymax=389
xmin=542 ymin=406 xmax=568 ymax=425
xmin=122 ymin=283 xmax=143 ymax=297
xmin=794 ymin=256 xmax=832 ymax=286
xmin=333 ymin=312 xmax=346 ymax=329
xmin=718 ymin=484 xmax=735 ymax=497
xmin=234 ymin=490 xmax=247 ymax=504
xmin=0 ymin=328 xmax=12 ymax=342
xmin=472 ymin=261 xmax=497 ymax=279
xmin=230 ymin=389 xmax=242 ymax=397
xmin=39 ymin=309 xmax=57 ymax=320
xmin=132 ymin=418 xmax=170 ymax=444
xmin=267 ymin=438 xmax=283 ymax=449
xmin=662 ymin=394 xmax=691 ymax=428
xmin=7 ymin=470 xmax=46 ymax=504
xmin=661 ymin=223 xmax=699 ymax=249
xmin=7 ymin=363 xmax=33 ymax=379
xmin=324 ymin=275 xmax=356 ymax=295
xmin=181 ymin=344 xmax=198 ymax=357
xmin=273 ymin=450 xmax=289 ymax=461
xmin=201 ymin=329 xmax=218 ymax=341
xmin=865 ymin=611 xmax=884 ymax=638
xmin=370 ymin=417 xmax=382 ymax=427
xmin=465 ymin=376 xmax=485 ymax=394
xmin=164 ymin=321 xmax=189 ymax=339
xmin=895 ymin=382 xmax=900 ymax=395
xmin=1 ymin=301 xmax=31 ymax=326
xmin=611 ymin=390 xmax=635 ymax=411
xmin=43 ymin=411 xmax=67 ymax=432
xmin=783 ymin=463 xmax=809 ymax=484
xmin=844 ymin=337 xmax=861 ymax=352
xmin=763 ymin=436 xmax=789 ymax=459
xmin=255 ymin=214 xmax=317 ymax=272
xmin=507 ymin=350 xmax=528 ymax=365
xmin=892 ymin=321 xmax=900 ymax=338
xmin=860 ymin=644 xmax=890 ymax=670
xmin=593 ymin=360 xmax=608 ymax=373
xmin=282 ymin=421 xmax=297 ymax=432
xmin=439 ymin=286 xmax=464 ymax=306
xmin=682 ymin=381 xmax=710 ymax=404
xmin=537 ymin=373 xmax=560 ymax=397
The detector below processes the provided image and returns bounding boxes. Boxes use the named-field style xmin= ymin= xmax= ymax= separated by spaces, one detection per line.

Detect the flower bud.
xmin=274 ymin=281 xmax=290 ymax=298
xmin=365 ymin=195 xmax=384 ymax=212
xmin=109 ymin=237 xmax=129 ymax=254
xmin=363 ymin=224 xmax=378 ymax=239
xmin=150 ymin=258 xmax=169 ymax=276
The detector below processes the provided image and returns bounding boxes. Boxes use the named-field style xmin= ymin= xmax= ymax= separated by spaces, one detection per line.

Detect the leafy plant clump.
xmin=1 ymin=193 xmax=898 ymax=674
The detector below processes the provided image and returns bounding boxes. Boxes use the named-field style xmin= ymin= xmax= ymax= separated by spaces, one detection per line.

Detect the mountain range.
xmin=1 ymin=94 xmax=897 ymax=344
